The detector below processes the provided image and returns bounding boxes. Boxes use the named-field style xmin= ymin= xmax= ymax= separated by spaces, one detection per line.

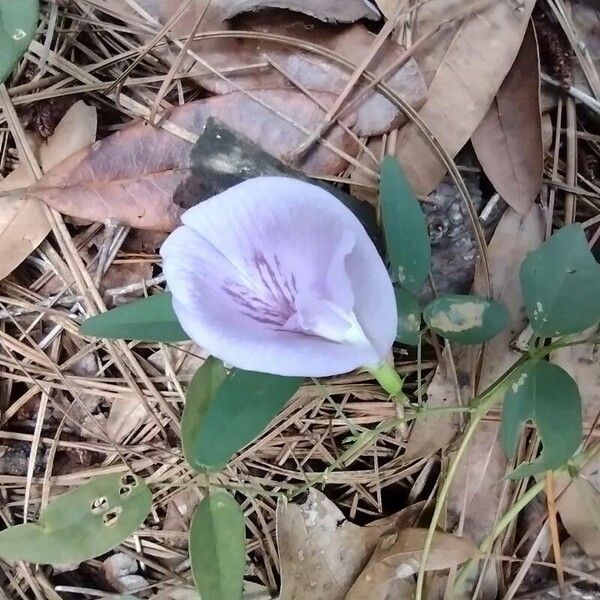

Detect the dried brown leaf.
xmin=472 ymin=24 xmax=543 ymax=215
xmin=395 ymin=0 xmax=536 ymax=196
xmin=28 ymin=90 xmax=358 ymax=231
xmin=555 ymin=454 xmax=600 ymax=566
xmin=346 ymin=528 xmax=477 ymax=600
xmin=276 ymin=489 xmax=424 ymax=600
xmin=124 ymin=1 xmax=426 ymax=136
xmin=223 ymin=0 xmax=381 ymax=23
xmin=0 ymin=101 xmax=97 ymax=279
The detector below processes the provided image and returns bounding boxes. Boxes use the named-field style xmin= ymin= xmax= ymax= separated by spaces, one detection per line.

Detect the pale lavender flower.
xmin=161 ymin=177 xmax=397 ymax=377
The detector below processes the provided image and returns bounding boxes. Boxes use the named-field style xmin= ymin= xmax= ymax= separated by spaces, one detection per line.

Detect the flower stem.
xmin=367 ymin=361 xmax=404 ymax=398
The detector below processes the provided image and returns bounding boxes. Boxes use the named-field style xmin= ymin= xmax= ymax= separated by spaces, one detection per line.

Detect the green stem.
xmin=414 ymin=354 xmax=530 ymax=600
xmin=451 ymin=478 xmax=546 ymax=596
xmin=367 ymin=361 xmax=404 ymax=397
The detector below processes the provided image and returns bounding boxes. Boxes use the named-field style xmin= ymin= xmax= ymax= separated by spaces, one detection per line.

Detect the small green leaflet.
xmin=0 ymin=2 xmax=39 ymax=83
xmin=395 ymin=287 xmax=421 ymax=346
xmin=379 ymin=156 xmax=431 ymax=292
xmin=80 ymin=292 xmax=189 ymax=342
xmin=520 ymin=224 xmax=600 ymax=337
xmin=183 ymin=358 xmax=303 ymax=471
xmin=423 ymin=294 xmax=508 ymax=345
xmin=501 ymin=360 xmax=582 ymax=479
xmin=0 ymin=473 xmax=151 ymax=565
xmin=190 ymin=491 xmax=246 ymax=600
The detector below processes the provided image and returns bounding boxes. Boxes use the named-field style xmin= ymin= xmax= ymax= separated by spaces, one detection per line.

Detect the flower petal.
xmin=161 ymin=177 xmax=396 ymax=376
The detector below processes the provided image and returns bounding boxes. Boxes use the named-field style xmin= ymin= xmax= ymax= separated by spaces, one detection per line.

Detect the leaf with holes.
xmin=189 ymin=491 xmax=246 ymax=600
xmin=424 ymin=294 xmax=509 ymax=345
xmin=80 ymin=292 xmax=189 ymax=342
xmin=520 ymin=224 xmax=600 ymax=337
xmin=379 ymin=156 xmax=431 ymax=292
xmin=501 ymin=360 xmax=582 ymax=479
xmin=395 ymin=287 xmax=421 ymax=346
xmin=0 ymin=1 xmax=39 ymax=83
xmin=0 ymin=473 xmax=152 ymax=565
xmin=183 ymin=358 xmax=303 ymax=471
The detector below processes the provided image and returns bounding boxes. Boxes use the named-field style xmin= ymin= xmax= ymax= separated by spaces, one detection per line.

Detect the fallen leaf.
xmin=395 ymin=0 xmax=535 ymax=196
xmin=0 ymin=100 xmax=97 ymax=280
xmin=471 ymin=24 xmax=543 ymax=215
xmin=106 ymin=394 xmax=148 ymax=443
xmin=276 ymin=489 xmax=424 ymax=600
xmin=373 ymin=0 xmax=402 ymax=21
xmin=555 ymin=454 xmax=600 ymax=566
xmin=403 ymin=346 xmax=461 ymax=461
xmin=346 ymin=528 xmax=477 ymax=600
xmin=28 ymin=90 xmax=358 ymax=231
xmin=445 ymin=205 xmax=545 ymax=596
xmin=551 ymin=326 xmax=600 ymax=431
xmin=120 ymin=2 xmax=427 ymax=136
xmin=163 ymin=488 xmax=203 ymax=546
xmin=223 ymin=0 xmax=380 ymax=23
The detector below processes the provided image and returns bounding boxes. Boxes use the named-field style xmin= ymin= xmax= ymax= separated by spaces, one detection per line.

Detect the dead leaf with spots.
xmin=346 ymin=528 xmax=477 ymax=600
xmin=395 ymin=0 xmax=536 ymax=196
xmin=223 ymin=0 xmax=381 ymax=22
xmin=27 ymin=90 xmax=358 ymax=231
xmin=0 ymin=101 xmax=97 ymax=280
xmin=472 ymin=24 xmax=543 ymax=215
xmin=276 ymin=489 xmax=425 ymax=600
xmin=115 ymin=1 xmax=426 ymax=137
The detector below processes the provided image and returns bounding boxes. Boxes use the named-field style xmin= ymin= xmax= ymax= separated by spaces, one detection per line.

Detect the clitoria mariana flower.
xmin=161 ymin=177 xmax=397 ymax=377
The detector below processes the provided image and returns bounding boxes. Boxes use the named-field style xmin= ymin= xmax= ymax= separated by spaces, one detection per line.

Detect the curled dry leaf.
xmin=276 ymin=489 xmax=424 ymax=600
xmin=346 ymin=528 xmax=477 ymax=600
xmin=472 ymin=24 xmax=543 ymax=215
xmin=223 ymin=0 xmax=380 ymax=23
xmin=119 ymin=1 xmax=427 ymax=136
xmin=395 ymin=0 xmax=535 ymax=196
xmin=27 ymin=90 xmax=358 ymax=231
xmin=0 ymin=100 xmax=97 ymax=279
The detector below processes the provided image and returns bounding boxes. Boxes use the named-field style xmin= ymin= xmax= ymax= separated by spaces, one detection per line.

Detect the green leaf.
xmin=0 ymin=473 xmax=151 ymax=565
xmin=501 ymin=360 xmax=582 ymax=479
xmin=0 ymin=2 xmax=39 ymax=83
xmin=80 ymin=293 xmax=189 ymax=342
xmin=379 ymin=156 xmax=431 ymax=292
xmin=190 ymin=490 xmax=245 ymax=600
xmin=423 ymin=293 xmax=509 ymax=345
xmin=520 ymin=224 xmax=600 ymax=337
xmin=183 ymin=358 xmax=303 ymax=471
xmin=395 ymin=287 xmax=421 ymax=346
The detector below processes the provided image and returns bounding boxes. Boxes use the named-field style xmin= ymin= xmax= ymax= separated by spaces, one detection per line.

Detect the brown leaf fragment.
xmin=346 ymin=528 xmax=477 ymax=600
xmin=27 ymin=90 xmax=358 ymax=231
xmin=395 ymin=0 xmax=536 ymax=196
xmin=223 ymin=0 xmax=381 ymax=23
xmin=119 ymin=2 xmax=426 ymax=136
xmin=276 ymin=489 xmax=424 ymax=600
xmin=472 ymin=24 xmax=543 ymax=215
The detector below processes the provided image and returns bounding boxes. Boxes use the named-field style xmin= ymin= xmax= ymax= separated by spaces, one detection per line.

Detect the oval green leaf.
xmin=80 ymin=292 xmax=189 ymax=342
xmin=190 ymin=491 xmax=245 ymax=600
xmin=423 ymin=293 xmax=508 ymax=345
xmin=0 ymin=473 xmax=151 ymax=565
xmin=501 ymin=360 xmax=582 ymax=479
xmin=183 ymin=358 xmax=303 ymax=471
xmin=379 ymin=156 xmax=431 ymax=292
xmin=520 ymin=223 xmax=600 ymax=337
xmin=395 ymin=287 xmax=421 ymax=346
xmin=1 ymin=2 xmax=39 ymax=83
